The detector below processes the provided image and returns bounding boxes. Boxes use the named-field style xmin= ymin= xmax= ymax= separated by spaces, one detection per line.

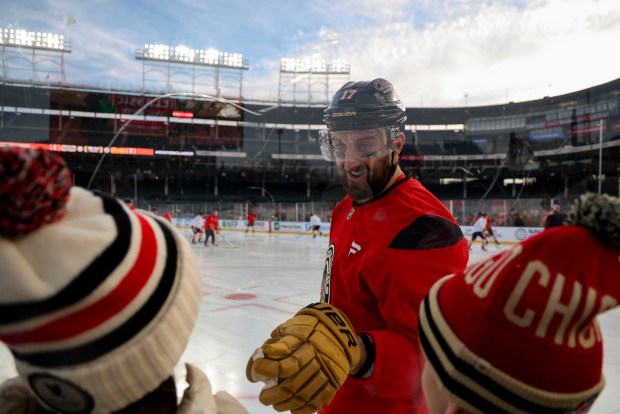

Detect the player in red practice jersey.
xmin=247 ymin=79 xmax=469 ymax=414
xmin=484 ymin=213 xmax=501 ymax=247
xmin=163 ymin=211 xmax=173 ymax=223
xmin=245 ymin=209 xmax=257 ymax=233
xmin=204 ymin=210 xmax=220 ymax=246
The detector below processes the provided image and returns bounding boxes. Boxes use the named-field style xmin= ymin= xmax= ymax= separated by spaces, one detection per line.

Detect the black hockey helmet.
xmin=323 ymin=78 xmax=407 ymax=132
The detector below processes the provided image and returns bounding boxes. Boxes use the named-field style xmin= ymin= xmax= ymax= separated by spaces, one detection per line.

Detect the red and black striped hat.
xmin=0 ymin=147 xmax=201 ymax=413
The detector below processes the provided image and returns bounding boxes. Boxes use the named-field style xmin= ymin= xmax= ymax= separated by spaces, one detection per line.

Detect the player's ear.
xmin=391 ymin=131 xmax=405 ymax=151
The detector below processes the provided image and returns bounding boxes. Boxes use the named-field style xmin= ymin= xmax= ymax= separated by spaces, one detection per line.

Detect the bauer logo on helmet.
xmin=331 ymin=111 xmax=357 ymax=117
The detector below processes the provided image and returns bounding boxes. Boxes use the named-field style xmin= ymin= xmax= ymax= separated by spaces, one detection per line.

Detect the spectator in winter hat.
xmin=0 ymin=147 xmax=248 ymax=414
xmin=418 ymin=192 xmax=620 ymax=414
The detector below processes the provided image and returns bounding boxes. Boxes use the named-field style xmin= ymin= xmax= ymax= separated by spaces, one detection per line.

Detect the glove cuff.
xmin=350 ymin=333 xmax=375 ymax=379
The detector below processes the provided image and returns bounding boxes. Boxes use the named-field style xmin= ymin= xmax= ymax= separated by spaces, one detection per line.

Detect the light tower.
xmin=0 ymin=28 xmax=71 ymax=84
xmin=135 ymin=44 xmax=249 ymax=98
xmin=278 ymin=57 xmax=350 ymax=104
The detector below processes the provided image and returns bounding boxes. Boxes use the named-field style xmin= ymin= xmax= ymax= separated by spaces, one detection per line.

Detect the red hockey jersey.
xmin=320 ymin=175 xmax=469 ymax=414
xmin=204 ymin=214 xmax=219 ymax=231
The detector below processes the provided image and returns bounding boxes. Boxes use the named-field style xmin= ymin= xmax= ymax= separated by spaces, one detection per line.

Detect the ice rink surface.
xmin=1 ymin=230 xmax=619 ymax=413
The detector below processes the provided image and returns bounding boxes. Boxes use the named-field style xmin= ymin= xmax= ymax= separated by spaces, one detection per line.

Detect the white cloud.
xmin=242 ymin=0 xmax=620 ymax=107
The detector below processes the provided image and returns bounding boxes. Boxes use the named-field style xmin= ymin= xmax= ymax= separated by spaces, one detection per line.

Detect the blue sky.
xmin=3 ymin=0 xmax=620 ymax=107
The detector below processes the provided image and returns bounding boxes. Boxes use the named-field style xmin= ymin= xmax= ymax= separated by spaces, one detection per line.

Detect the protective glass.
xmin=318 ymin=127 xmax=399 ymax=162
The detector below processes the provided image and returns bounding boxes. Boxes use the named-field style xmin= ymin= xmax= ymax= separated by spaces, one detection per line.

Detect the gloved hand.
xmin=246 ymin=303 xmax=361 ymax=414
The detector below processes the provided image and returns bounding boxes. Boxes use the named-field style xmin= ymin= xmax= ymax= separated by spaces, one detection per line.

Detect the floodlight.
xmin=280 ymin=57 xmax=349 ymax=74
xmin=137 ymin=43 xmax=248 ymax=70
xmin=329 ymin=59 xmax=349 ymax=74
xmin=0 ymin=28 xmax=70 ymax=52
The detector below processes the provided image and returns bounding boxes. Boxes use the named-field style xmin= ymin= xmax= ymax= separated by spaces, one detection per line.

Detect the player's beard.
xmin=338 ymin=155 xmax=393 ymax=203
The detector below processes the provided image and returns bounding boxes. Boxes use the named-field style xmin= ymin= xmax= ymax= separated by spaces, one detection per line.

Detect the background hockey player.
xmin=469 ymin=212 xmax=489 ymax=251
xmin=246 ymin=78 xmax=469 ymax=413
xmin=245 ymin=209 xmax=257 ymax=233
xmin=191 ymin=212 xmax=204 ymax=244
xmin=163 ymin=210 xmax=173 ymax=223
xmin=309 ymin=212 xmax=323 ymax=238
xmin=483 ymin=212 xmax=501 ymax=247
xmin=204 ymin=209 xmax=220 ymax=246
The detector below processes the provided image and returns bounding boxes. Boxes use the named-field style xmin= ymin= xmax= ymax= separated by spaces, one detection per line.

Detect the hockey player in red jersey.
xmin=204 ymin=209 xmax=220 ymax=246
xmin=246 ymin=79 xmax=469 ymax=414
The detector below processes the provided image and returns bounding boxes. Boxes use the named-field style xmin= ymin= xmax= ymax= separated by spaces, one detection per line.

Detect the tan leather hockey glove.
xmin=246 ymin=302 xmax=362 ymax=414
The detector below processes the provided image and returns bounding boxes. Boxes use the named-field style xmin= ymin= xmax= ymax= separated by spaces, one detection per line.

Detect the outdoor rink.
xmin=1 ymin=230 xmax=619 ymax=413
